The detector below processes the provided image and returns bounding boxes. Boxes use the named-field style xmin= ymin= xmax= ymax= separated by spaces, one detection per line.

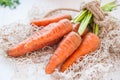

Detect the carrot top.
xmin=72 ymin=1 xmax=118 ymax=35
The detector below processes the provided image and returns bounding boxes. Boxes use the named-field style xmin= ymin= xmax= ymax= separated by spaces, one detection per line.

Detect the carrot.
xmin=7 ymin=19 xmax=72 ymax=57
xmin=45 ymin=31 xmax=82 ymax=74
xmin=31 ymin=14 xmax=72 ymax=26
xmin=45 ymin=38 xmax=62 ymax=47
xmin=60 ymin=32 xmax=100 ymax=72
xmin=72 ymin=23 xmax=80 ymax=32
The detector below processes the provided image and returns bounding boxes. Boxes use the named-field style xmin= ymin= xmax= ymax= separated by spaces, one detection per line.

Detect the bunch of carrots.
xmin=7 ymin=1 xmax=117 ymax=74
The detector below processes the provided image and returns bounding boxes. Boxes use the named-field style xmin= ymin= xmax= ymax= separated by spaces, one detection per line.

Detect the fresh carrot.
xmin=60 ymin=32 xmax=100 ymax=72
xmin=45 ymin=31 xmax=82 ymax=74
xmin=31 ymin=14 xmax=72 ymax=26
xmin=7 ymin=38 xmax=62 ymax=57
xmin=7 ymin=19 xmax=72 ymax=57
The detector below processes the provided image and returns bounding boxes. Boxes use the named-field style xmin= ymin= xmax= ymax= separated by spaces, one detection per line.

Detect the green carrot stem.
xmin=72 ymin=1 xmax=117 ymax=23
xmin=78 ymin=12 xmax=92 ymax=35
xmin=72 ymin=10 xmax=88 ymax=23
xmin=72 ymin=1 xmax=117 ymax=36
xmin=101 ymin=1 xmax=117 ymax=12
xmin=93 ymin=24 xmax=99 ymax=35
xmin=72 ymin=11 xmax=83 ymax=21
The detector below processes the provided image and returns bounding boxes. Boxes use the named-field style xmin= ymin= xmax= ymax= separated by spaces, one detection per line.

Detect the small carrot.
xmin=31 ymin=14 xmax=72 ymax=26
xmin=60 ymin=32 xmax=100 ymax=72
xmin=45 ymin=31 xmax=82 ymax=74
xmin=7 ymin=19 xmax=72 ymax=57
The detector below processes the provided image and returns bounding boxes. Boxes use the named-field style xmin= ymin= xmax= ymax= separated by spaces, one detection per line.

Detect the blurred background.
xmin=0 ymin=0 xmax=81 ymax=27
xmin=0 ymin=0 xmax=120 ymax=27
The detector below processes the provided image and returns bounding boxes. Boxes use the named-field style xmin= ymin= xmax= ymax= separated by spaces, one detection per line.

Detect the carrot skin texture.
xmin=45 ymin=31 xmax=82 ymax=74
xmin=7 ymin=38 xmax=61 ymax=57
xmin=31 ymin=14 xmax=72 ymax=26
xmin=60 ymin=32 xmax=100 ymax=72
xmin=7 ymin=19 xmax=72 ymax=57
xmin=45 ymin=38 xmax=62 ymax=47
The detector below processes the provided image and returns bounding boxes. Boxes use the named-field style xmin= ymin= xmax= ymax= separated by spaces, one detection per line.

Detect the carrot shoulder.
xmin=60 ymin=32 xmax=100 ymax=72
xmin=31 ymin=14 xmax=72 ymax=26
xmin=72 ymin=23 xmax=88 ymax=37
xmin=72 ymin=23 xmax=80 ymax=32
xmin=7 ymin=19 xmax=72 ymax=57
xmin=45 ymin=31 xmax=82 ymax=74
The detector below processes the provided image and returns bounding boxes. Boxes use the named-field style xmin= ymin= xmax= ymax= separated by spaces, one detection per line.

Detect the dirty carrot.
xmin=31 ymin=14 xmax=72 ymax=26
xmin=60 ymin=32 xmax=100 ymax=72
xmin=7 ymin=19 xmax=72 ymax=57
xmin=45 ymin=31 xmax=82 ymax=74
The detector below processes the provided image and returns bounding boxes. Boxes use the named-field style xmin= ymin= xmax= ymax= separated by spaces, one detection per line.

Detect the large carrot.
xmin=7 ymin=19 xmax=72 ymax=57
xmin=45 ymin=31 xmax=82 ymax=74
xmin=60 ymin=32 xmax=100 ymax=72
xmin=31 ymin=14 xmax=71 ymax=26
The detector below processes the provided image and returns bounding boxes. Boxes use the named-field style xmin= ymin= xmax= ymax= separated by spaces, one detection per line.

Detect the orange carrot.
xmin=7 ymin=19 xmax=72 ymax=57
xmin=31 ymin=14 xmax=71 ymax=26
xmin=45 ymin=31 xmax=82 ymax=74
xmin=45 ymin=38 xmax=62 ymax=47
xmin=72 ymin=23 xmax=80 ymax=32
xmin=60 ymin=32 xmax=100 ymax=72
